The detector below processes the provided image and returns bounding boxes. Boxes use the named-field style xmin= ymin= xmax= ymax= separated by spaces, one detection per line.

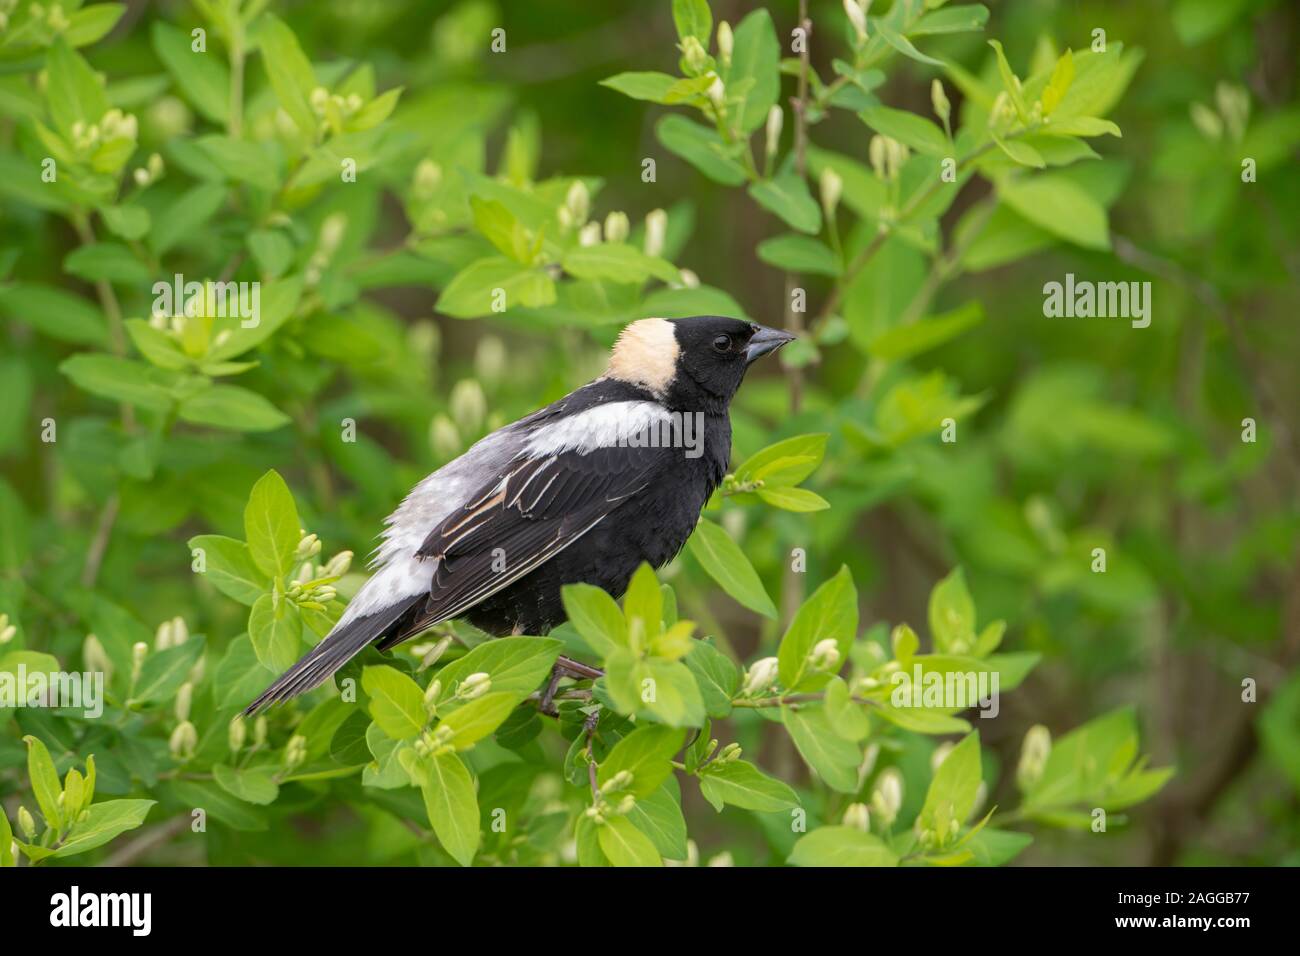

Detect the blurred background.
xmin=2 ymin=0 xmax=1298 ymax=865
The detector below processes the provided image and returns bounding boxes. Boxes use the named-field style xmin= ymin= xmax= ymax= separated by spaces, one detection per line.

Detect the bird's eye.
xmin=712 ymin=334 xmax=732 ymax=353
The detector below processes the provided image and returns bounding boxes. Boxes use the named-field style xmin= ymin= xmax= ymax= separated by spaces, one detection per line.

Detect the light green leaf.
xmin=782 ymin=706 xmax=861 ymax=793
xmin=860 ymin=105 xmax=950 ymax=157
xmin=23 ymin=735 xmax=62 ymax=833
xmin=248 ymin=594 xmax=303 ymax=673
xmin=243 ymin=470 xmax=301 ymax=579
xmin=686 ymin=518 xmax=777 ymax=619
xmin=439 ymin=692 xmax=520 ymax=749
xmin=49 ymin=799 xmax=155 ymax=859
xmin=656 ymin=115 xmax=747 ymax=186
xmin=436 ymin=257 xmax=556 ymax=318
xmin=756 ymin=234 xmax=840 ymax=276
xmin=671 ymin=0 xmax=712 ymax=44
xmin=562 ymin=583 xmax=629 ymax=657
xmin=434 ymin=637 xmax=564 ymax=698
xmin=777 ymin=565 xmax=858 ymax=691
xmin=698 ymin=759 xmax=799 ymax=812
xmin=598 ymin=725 xmax=685 ymax=797
xmin=362 ymin=665 xmax=427 ymax=740
xmin=212 ymin=763 xmax=280 ymax=805
xmin=152 ymin=21 xmax=228 ymax=123
xmin=187 ymin=535 xmax=269 ymax=607
xmin=130 ymin=635 xmax=205 ymax=705
xmin=597 ymin=814 xmax=661 ymax=866
xmin=789 ymin=826 xmax=899 ymax=866
xmin=918 ymin=730 xmax=982 ymax=844
xmin=749 ymin=171 xmax=822 ymax=234
xmin=998 ymin=174 xmax=1109 ymax=250
xmin=410 ymin=749 xmax=480 ymax=866
xmin=179 ymin=385 xmax=291 ymax=432
xmin=726 ymin=9 xmax=780 ymax=133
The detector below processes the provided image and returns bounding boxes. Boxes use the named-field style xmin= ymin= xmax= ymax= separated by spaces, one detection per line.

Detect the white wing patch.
xmin=522 ymin=401 xmax=671 ymax=457
xmin=337 ymin=399 xmax=668 ymax=624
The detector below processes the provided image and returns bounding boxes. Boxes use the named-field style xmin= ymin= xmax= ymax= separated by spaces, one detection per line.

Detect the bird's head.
xmin=604 ymin=316 xmax=795 ymax=412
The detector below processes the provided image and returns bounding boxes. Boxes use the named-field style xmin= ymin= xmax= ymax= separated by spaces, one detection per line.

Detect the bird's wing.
xmin=245 ymin=399 xmax=677 ymax=712
xmin=383 ymin=438 xmax=668 ymax=644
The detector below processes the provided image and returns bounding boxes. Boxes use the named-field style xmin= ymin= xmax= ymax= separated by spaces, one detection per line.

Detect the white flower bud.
xmin=578 ymin=221 xmax=601 ymax=246
xmin=82 ymin=634 xmax=111 ymax=680
xmin=174 ymin=682 xmax=193 ymax=722
xmin=843 ymin=0 xmax=868 ymax=43
xmin=154 ymin=619 xmax=174 ymax=651
xmin=706 ymin=77 xmax=726 ymax=110
xmin=169 ymin=720 xmax=197 ymax=759
xmin=643 ymin=208 xmax=668 ymax=258
xmin=603 ymin=211 xmax=629 ymax=243
xmin=171 ymin=616 xmax=188 ymax=645
xmin=474 ymin=335 xmax=507 ymax=385
xmin=324 ymin=550 xmax=353 ymax=576
xmin=820 ymin=167 xmax=843 ymax=217
xmin=842 ymin=802 xmax=871 ymax=832
xmin=871 ymin=768 xmax=903 ymax=826
xmin=1017 ymin=724 xmax=1052 ymax=790
xmin=765 ymin=105 xmax=783 ymax=159
xmin=423 ymin=678 xmax=443 ymax=709
xmin=456 ymin=672 xmax=492 ymax=700
xmin=741 ymin=656 xmax=779 ymax=696
xmin=18 ymin=806 xmax=37 ymax=841
xmin=809 ymin=638 xmax=841 ymax=672
xmin=565 ymin=180 xmax=590 ymax=225
xmin=413 ymin=159 xmax=443 ymax=197
xmin=449 ymin=378 xmax=487 ymax=434
xmin=931 ymin=78 xmax=951 ymax=124
xmin=131 ymin=641 xmax=148 ymax=681
xmin=677 ymin=268 xmax=700 ymax=289
xmin=716 ymin=21 xmax=733 ymax=66
xmin=228 ymin=716 xmax=246 ymax=753
xmin=310 ymin=86 xmax=330 ymax=114
xmin=1189 ymin=102 xmax=1223 ymax=141
xmin=930 ymin=741 xmax=955 ymax=773
xmin=680 ymin=35 xmax=708 ymax=73
xmin=869 ymin=134 xmax=887 ymax=179
xmin=418 ymin=635 xmax=454 ymax=671
xmin=430 ymin=414 xmax=461 ymax=459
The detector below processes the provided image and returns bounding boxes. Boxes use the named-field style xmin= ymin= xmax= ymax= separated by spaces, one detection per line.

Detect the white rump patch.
xmin=603 ymin=318 xmax=678 ymax=396
xmin=522 ymin=401 xmax=672 ymax=457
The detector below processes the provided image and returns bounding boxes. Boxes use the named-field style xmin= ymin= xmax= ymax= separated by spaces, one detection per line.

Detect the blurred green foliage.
xmin=0 ymin=0 xmax=1296 ymax=866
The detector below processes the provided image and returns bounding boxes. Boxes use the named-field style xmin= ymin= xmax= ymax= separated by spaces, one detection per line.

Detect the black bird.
xmin=245 ymin=315 xmax=794 ymax=713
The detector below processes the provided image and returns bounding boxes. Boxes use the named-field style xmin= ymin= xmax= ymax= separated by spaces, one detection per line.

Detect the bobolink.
xmin=245 ymin=315 xmax=794 ymax=713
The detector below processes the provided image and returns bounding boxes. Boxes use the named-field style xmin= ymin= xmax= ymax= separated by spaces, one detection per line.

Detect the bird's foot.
xmin=539 ymin=655 xmax=604 ymax=716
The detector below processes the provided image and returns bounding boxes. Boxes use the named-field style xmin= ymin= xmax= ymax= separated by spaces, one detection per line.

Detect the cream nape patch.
xmin=602 ymin=317 xmax=679 ymax=397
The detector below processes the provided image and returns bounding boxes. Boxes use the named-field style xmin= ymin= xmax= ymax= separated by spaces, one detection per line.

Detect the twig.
xmin=100 ymin=815 xmax=189 ymax=867
xmin=80 ymin=492 xmax=119 ymax=588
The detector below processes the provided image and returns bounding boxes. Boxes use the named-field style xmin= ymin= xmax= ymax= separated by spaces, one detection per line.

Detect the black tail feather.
xmin=242 ymin=595 xmax=423 ymax=715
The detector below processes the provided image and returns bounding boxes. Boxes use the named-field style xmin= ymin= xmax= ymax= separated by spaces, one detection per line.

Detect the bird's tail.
xmin=242 ymin=593 xmax=423 ymax=715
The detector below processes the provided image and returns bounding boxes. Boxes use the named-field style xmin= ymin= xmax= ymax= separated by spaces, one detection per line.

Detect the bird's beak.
xmin=745 ymin=325 xmax=797 ymax=365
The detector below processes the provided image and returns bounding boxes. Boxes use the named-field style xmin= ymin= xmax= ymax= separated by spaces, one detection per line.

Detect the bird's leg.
xmin=538 ymin=655 xmax=604 ymax=716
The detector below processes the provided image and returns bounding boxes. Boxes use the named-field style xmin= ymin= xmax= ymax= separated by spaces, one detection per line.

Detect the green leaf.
xmin=23 ymin=735 xmax=63 ymax=832
xmin=362 ymin=665 xmax=427 ymax=740
xmin=824 ymin=676 xmax=870 ymax=741
xmin=877 ymin=22 xmax=945 ymax=67
xmin=860 ymin=105 xmax=950 ymax=157
xmin=998 ymin=174 xmax=1109 ymax=250
xmin=756 ymin=234 xmax=841 ymax=276
xmin=213 ymin=636 xmax=276 ymax=711
xmin=49 ymin=799 xmax=155 ymax=859
xmin=412 ymin=749 xmax=480 ymax=866
xmin=656 ymin=115 xmax=747 ymax=186
xmin=0 ymin=283 xmax=107 ymax=347
xmin=130 ymin=635 xmax=205 ymax=705
xmin=622 ymin=562 xmax=664 ymax=643
xmin=698 ymin=759 xmax=799 ymax=812
xmin=928 ymin=567 xmax=977 ymax=653
xmin=194 ymin=135 xmax=282 ymax=192
xmin=248 ymin=594 xmax=303 ymax=673
xmin=749 ymin=172 xmax=822 ymax=234
xmin=63 ymin=243 xmax=151 ymax=286
xmin=1040 ymin=48 xmax=1075 ymax=116
xmin=562 ymin=243 xmax=679 ymax=285
xmin=187 ymin=535 xmax=269 ymax=607
xmin=212 ymin=764 xmax=280 ymax=805
xmin=258 ymin=15 xmax=317 ymax=137
xmin=756 ymin=486 xmax=830 ymax=512
xmin=169 ymin=780 xmax=266 ymax=831
xmin=910 ymin=4 xmax=990 ymax=36
xmin=562 ymin=583 xmax=629 ymax=657
xmin=100 ymin=204 xmax=151 ymax=241
xmin=734 ymin=433 xmax=828 ymax=486
xmin=604 ymin=651 xmax=706 ymax=727
xmin=59 ymin=354 xmax=173 ymax=410
xmin=125 ymin=319 xmax=188 ymax=369
xmin=436 ymin=257 xmax=556 ymax=318
xmin=46 ymin=39 xmax=109 ymax=138
xmin=598 ymin=725 xmax=685 ymax=797
xmin=64 ymin=4 xmax=127 ymax=47
xmin=918 ymin=731 xmax=983 ymax=844
xmin=178 ymin=385 xmax=291 ymax=432
xmin=597 ymin=814 xmax=661 ymax=866
xmin=439 ymin=692 xmax=520 ymax=749
xmin=987 ymin=40 xmax=1029 ymax=121
xmin=777 ymin=566 xmax=858 ymax=691
xmin=789 ymin=826 xmax=899 ymax=866
xmin=599 ymin=71 xmax=679 ymax=103
xmin=243 ymin=470 xmax=301 ymax=578
xmin=686 ymin=518 xmax=777 ymax=619
xmin=683 ymin=641 xmax=738 ymax=717
xmin=991 ymin=132 xmax=1045 ymax=168
xmin=150 ymin=182 xmax=227 ymax=256
xmin=626 ymin=779 xmax=689 ymax=859
xmin=434 ymin=637 xmax=564 ymax=698
xmin=867 ymin=301 xmax=984 ymax=361
xmin=152 ymin=21 xmax=228 ymax=123
xmin=781 ymin=706 xmax=861 ymax=793
xmin=725 ymin=9 xmax=780 ymax=133
xmin=0 ymin=809 xmax=13 ymax=867
xmin=671 ymin=0 xmax=712 ymax=44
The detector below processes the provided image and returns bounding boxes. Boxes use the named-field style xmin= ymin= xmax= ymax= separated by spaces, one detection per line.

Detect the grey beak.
xmin=745 ymin=325 xmax=797 ymax=364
